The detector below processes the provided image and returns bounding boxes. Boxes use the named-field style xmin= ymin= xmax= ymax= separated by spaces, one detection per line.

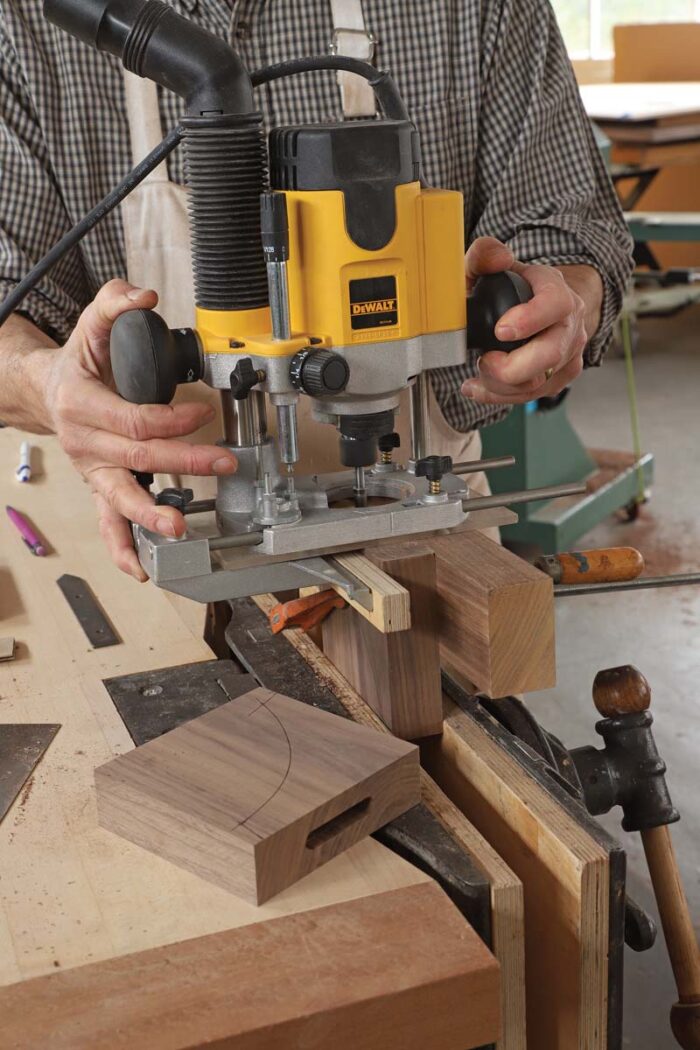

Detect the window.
xmin=551 ymin=0 xmax=700 ymax=58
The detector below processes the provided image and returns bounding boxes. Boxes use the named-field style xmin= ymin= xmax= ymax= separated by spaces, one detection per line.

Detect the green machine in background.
xmin=481 ymin=395 xmax=654 ymax=553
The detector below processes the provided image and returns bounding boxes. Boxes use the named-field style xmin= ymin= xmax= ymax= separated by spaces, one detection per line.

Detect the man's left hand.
xmin=462 ymin=236 xmax=603 ymax=405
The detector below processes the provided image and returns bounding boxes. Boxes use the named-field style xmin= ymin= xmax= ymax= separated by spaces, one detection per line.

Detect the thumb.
xmin=465 ymin=237 xmax=516 ymax=287
xmin=75 ymin=279 xmax=158 ymax=348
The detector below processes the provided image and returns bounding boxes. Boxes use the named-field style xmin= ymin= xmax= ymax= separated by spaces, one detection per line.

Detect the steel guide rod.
xmin=555 ymin=573 xmax=700 ymax=597
xmin=452 ymin=455 xmax=516 ymax=475
xmin=462 ymin=481 xmax=587 ymax=512
xmin=409 ymin=373 xmax=431 ymax=463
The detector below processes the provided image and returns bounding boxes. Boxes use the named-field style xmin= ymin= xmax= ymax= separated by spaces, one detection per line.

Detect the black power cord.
xmin=0 ymin=124 xmax=184 ymax=329
xmin=251 ymin=56 xmax=409 ymax=121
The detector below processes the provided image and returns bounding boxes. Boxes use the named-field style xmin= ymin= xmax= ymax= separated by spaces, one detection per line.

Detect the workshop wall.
xmin=615 ymin=23 xmax=700 ymax=270
xmin=579 ymin=23 xmax=700 ymax=271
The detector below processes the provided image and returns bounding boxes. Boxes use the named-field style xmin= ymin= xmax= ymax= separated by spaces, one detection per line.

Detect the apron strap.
xmin=329 ymin=0 xmax=378 ymax=118
xmin=123 ymin=70 xmax=171 ymax=184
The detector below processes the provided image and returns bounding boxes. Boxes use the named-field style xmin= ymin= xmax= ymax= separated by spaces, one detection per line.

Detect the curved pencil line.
xmin=238 ymin=695 xmax=294 ymax=836
xmin=211 ymin=688 xmax=293 ymax=839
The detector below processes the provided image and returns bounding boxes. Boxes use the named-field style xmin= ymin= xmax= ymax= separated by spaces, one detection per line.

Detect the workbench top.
xmin=0 ymin=432 xmax=500 ymax=1050
xmin=0 ymin=432 xmax=432 ymax=984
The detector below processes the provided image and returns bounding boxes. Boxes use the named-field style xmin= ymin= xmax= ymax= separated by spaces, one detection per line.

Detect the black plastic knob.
xmin=415 ymin=455 xmax=453 ymax=483
xmin=378 ymin=432 xmax=401 ymax=453
xmin=156 ymin=487 xmax=194 ymax=512
xmin=290 ymin=348 xmax=350 ymax=397
xmin=110 ymin=309 xmax=202 ymax=405
xmin=230 ymin=358 xmax=266 ymax=400
xmin=467 ymin=271 xmax=534 ymax=354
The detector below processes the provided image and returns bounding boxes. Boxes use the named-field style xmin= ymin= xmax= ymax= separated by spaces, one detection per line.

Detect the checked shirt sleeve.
xmin=471 ymin=0 xmax=634 ymax=368
xmin=0 ymin=14 xmax=89 ymax=342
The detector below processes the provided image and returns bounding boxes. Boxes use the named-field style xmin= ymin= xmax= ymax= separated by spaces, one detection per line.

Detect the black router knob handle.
xmin=110 ymin=309 xmax=202 ymax=405
xmin=467 ymin=271 xmax=534 ymax=354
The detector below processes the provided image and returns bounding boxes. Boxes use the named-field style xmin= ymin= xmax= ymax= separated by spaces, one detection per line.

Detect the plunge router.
xmin=21 ymin=0 xmax=583 ymax=606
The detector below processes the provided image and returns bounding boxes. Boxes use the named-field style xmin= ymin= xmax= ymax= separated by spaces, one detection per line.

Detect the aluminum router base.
xmin=253 ymin=467 xmax=468 ymax=555
xmin=133 ymin=467 xmax=470 ymax=604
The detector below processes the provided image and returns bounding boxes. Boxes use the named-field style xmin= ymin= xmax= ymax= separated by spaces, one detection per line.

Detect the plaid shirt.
xmin=0 ymin=0 xmax=632 ymax=431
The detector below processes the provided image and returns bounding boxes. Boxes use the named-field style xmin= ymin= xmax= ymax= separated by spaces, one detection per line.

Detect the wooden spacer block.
xmin=428 ymin=531 xmax=555 ymax=698
xmin=95 ymin=687 xmax=420 ymax=905
xmin=322 ymin=544 xmax=443 ymax=740
xmin=301 ymin=551 xmax=411 ymax=633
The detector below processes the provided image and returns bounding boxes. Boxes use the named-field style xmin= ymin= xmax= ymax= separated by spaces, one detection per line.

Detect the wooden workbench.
xmin=0 ymin=432 xmax=499 ymax=1049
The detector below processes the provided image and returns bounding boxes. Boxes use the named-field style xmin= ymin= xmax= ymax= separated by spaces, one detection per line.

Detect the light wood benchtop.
xmin=0 ymin=432 xmax=433 ymax=987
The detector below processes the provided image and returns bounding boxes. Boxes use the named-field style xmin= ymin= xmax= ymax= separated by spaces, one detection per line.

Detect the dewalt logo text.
xmin=351 ymin=299 xmax=398 ymax=316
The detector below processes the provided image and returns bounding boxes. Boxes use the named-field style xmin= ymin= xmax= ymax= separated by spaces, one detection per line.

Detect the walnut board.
xmin=321 ymin=544 xmax=443 ymax=739
xmin=428 ymin=530 xmax=556 ymax=697
xmin=0 ymin=882 xmax=500 ymax=1050
xmin=422 ymin=697 xmax=611 ymax=1050
xmin=95 ymin=686 xmax=420 ymax=904
xmin=0 ymin=432 xmax=442 ymax=993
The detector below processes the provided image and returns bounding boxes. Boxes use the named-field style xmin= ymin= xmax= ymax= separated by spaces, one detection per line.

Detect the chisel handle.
xmin=536 ymin=547 xmax=645 ymax=586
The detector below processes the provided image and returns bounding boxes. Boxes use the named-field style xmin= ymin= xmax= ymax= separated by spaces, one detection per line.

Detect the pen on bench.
xmin=6 ymin=505 xmax=47 ymax=557
xmin=15 ymin=441 xmax=32 ymax=483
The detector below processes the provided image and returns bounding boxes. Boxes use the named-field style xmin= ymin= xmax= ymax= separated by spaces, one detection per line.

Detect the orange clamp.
xmin=268 ymin=590 xmax=347 ymax=635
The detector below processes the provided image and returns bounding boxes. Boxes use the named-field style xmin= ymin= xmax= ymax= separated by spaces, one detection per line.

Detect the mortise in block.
xmin=95 ymin=687 xmax=420 ymax=904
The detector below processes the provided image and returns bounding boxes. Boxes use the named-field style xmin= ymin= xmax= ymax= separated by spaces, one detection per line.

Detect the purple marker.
xmin=6 ymin=506 xmax=46 ymax=557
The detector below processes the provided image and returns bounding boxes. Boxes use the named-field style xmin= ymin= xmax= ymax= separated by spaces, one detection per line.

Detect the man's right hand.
xmin=35 ymin=280 xmax=237 ymax=580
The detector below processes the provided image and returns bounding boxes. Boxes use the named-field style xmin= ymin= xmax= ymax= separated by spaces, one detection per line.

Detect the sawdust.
xmin=619 ymin=507 xmax=697 ymax=577
xmin=600 ymin=506 xmax=696 ymax=579
xmin=17 ymin=776 xmax=34 ymax=811
xmin=580 ymin=450 xmax=697 ymax=576
xmin=586 ymin=464 xmax=626 ymax=495
xmin=586 ymin=449 xmax=637 ymax=495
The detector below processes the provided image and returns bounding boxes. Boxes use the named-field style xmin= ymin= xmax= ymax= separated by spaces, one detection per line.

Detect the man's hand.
xmin=462 ymin=237 xmax=603 ymax=405
xmin=32 ymin=280 xmax=237 ymax=580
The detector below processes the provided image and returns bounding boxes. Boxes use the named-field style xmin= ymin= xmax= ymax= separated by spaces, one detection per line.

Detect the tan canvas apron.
xmin=120 ymin=72 xmax=490 ymax=493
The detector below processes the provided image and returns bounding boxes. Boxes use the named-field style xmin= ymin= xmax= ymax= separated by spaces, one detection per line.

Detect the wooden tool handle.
xmin=536 ymin=547 xmax=644 ymax=586
xmin=643 ymin=825 xmax=700 ymax=1049
xmin=592 ymin=665 xmax=651 ymax=718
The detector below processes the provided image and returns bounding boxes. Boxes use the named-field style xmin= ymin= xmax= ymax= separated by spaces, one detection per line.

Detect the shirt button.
xmin=234 ymin=21 xmax=250 ymax=40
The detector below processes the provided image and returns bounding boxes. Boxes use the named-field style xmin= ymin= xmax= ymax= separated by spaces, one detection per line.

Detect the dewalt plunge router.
xmin=5 ymin=0 xmax=583 ymax=605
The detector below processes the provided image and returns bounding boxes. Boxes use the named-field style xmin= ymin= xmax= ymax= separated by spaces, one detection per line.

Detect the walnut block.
xmin=95 ymin=687 xmax=420 ymax=904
